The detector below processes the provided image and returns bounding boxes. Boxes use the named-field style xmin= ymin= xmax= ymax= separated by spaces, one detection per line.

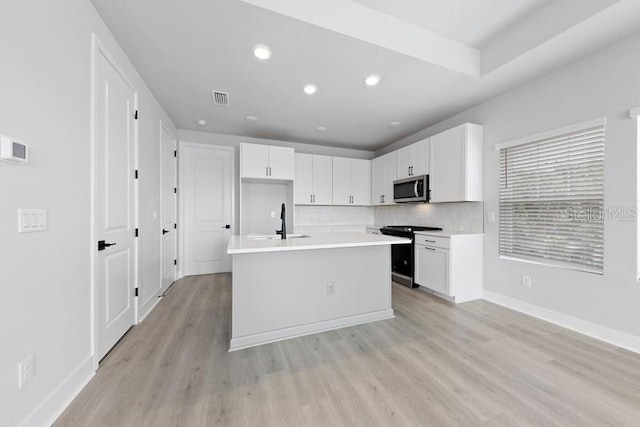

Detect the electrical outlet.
xmin=486 ymin=212 xmax=496 ymax=223
xmin=18 ymin=354 xmax=35 ymax=388
xmin=270 ymin=211 xmax=275 ymax=218
xmin=521 ymin=275 xmax=532 ymax=288
xmin=327 ymin=282 xmax=336 ymax=296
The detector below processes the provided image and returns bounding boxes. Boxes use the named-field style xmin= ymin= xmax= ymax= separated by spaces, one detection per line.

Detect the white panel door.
xmin=240 ymin=143 xmax=268 ymax=178
xmin=294 ymin=153 xmax=313 ymax=204
xmin=183 ymin=145 xmax=232 ymax=275
xmin=94 ymin=51 xmax=136 ymax=361
xmin=160 ymin=126 xmax=177 ymax=293
xmin=312 ymin=154 xmax=332 ymax=205
xmin=351 ymin=159 xmax=371 ymax=205
xmin=268 ymin=146 xmax=294 ymax=180
xmin=332 ymin=157 xmax=352 ymax=205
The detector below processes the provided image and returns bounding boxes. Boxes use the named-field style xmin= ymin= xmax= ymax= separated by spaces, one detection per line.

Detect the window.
xmin=499 ymin=119 xmax=605 ymax=274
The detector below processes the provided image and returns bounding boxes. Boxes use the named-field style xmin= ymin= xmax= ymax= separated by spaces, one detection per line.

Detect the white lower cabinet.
xmin=415 ymin=245 xmax=449 ymax=295
xmin=414 ymin=232 xmax=483 ymax=303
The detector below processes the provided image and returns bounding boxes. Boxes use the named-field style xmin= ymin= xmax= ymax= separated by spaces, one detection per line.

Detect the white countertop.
xmin=414 ymin=230 xmax=484 ymax=238
xmin=228 ymin=232 xmax=411 ymax=254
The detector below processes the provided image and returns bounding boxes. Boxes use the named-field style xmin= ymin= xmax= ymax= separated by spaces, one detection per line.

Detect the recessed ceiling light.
xmin=197 ymin=119 xmax=207 ymax=126
xmin=245 ymin=115 xmax=258 ymax=123
xmin=365 ymin=74 xmax=381 ymax=86
xmin=316 ymin=126 xmax=327 ymax=133
xmin=253 ymin=44 xmax=271 ymax=60
xmin=303 ymin=84 xmax=318 ymax=95
xmin=388 ymin=121 xmax=401 ymax=128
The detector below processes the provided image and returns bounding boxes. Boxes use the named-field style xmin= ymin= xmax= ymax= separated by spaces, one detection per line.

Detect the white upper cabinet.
xmin=332 ymin=157 xmax=371 ymax=206
xmin=397 ymin=138 xmax=429 ymax=179
xmin=371 ymin=151 xmax=396 ymax=205
xmin=295 ymin=153 xmax=332 ymax=205
xmin=351 ymin=158 xmax=371 ymax=206
xmin=429 ymin=123 xmax=483 ymax=203
xmin=240 ymin=143 xmax=294 ymax=180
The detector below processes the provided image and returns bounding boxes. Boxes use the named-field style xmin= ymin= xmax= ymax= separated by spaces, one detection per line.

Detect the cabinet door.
xmin=241 ymin=143 xmax=269 ymax=178
xmin=371 ymin=156 xmax=384 ymax=205
xmin=312 ymin=154 xmax=333 ymax=205
xmin=294 ymin=153 xmax=313 ymax=204
xmin=414 ymin=245 xmax=449 ymax=295
xmin=412 ymin=138 xmax=430 ymax=176
xmin=396 ymin=145 xmax=412 ymax=179
xmin=268 ymin=146 xmax=295 ymax=180
xmin=382 ymin=151 xmax=397 ymax=204
xmin=351 ymin=159 xmax=371 ymax=205
xmin=332 ymin=157 xmax=352 ymax=205
xmin=430 ymin=126 xmax=465 ymax=202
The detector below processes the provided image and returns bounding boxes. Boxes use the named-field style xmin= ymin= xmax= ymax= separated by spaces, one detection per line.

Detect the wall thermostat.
xmin=0 ymin=135 xmax=28 ymax=164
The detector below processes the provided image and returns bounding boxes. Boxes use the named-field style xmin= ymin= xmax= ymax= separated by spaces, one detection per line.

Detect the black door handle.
xmin=162 ymin=229 xmax=169 ymax=235
xmin=98 ymin=240 xmax=116 ymax=251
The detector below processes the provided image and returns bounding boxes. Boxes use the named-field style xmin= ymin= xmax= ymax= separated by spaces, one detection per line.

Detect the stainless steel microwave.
xmin=393 ymin=175 xmax=429 ymax=203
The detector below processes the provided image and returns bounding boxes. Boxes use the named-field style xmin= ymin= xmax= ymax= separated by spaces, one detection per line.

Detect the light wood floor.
xmin=56 ymin=274 xmax=640 ymax=426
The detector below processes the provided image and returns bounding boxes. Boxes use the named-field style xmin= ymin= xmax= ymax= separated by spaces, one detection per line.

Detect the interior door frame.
xmin=160 ymin=122 xmax=178 ymax=293
xmin=177 ymin=141 xmax=235 ymax=279
xmin=90 ymin=34 xmax=139 ymax=370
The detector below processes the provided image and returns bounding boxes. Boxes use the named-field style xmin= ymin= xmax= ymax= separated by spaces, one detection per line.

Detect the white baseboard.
xmin=19 ymin=356 xmax=95 ymax=427
xmin=230 ymin=309 xmax=395 ymax=351
xmin=483 ymin=291 xmax=640 ymax=354
xmin=138 ymin=294 xmax=161 ymax=322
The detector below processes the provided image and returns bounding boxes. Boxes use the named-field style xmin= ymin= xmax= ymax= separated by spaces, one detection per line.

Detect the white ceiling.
xmin=352 ymin=0 xmax=552 ymax=48
xmin=90 ymin=0 xmax=640 ymax=151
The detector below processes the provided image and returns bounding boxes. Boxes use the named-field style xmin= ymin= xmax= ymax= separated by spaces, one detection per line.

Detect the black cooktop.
xmin=380 ymin=225 xmax=443 ymax=236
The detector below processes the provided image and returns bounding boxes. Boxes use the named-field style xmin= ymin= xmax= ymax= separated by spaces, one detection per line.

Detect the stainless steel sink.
xmin=247 ymin=234 xmax=310 ymax=240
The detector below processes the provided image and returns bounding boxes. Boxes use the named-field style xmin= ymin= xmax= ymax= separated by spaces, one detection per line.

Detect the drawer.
xmin=415 ymin=234 xmax=450 ymax=249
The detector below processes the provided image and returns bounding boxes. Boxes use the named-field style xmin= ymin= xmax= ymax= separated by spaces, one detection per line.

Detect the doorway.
xmin=180 ymin=143 xmax=233 ymax=276
xmin=161 ymin=124 xmax=177 ymax=293
xmin=92 ymin=37 xmax=137 ymax=362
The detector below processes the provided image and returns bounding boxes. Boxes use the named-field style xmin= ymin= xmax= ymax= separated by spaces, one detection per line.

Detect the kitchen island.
xmin=226 ymin=232 xmax=410 ymax=351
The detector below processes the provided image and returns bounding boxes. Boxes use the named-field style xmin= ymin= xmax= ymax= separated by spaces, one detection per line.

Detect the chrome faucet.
xmin=275 ymin=203 xmax=287 ymax=239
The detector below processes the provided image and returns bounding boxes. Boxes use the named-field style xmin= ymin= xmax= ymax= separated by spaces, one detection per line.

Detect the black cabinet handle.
xmin=221 ymin=224 xmax=231 ymax=229
xmin=98 ymin=240 xmax=116 ymax=251
xmin=162 ymin=229 xmax=169 ymax=235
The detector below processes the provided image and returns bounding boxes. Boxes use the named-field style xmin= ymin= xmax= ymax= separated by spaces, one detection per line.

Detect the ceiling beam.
xmin=239 ymin=0 xmax=480 ymax=77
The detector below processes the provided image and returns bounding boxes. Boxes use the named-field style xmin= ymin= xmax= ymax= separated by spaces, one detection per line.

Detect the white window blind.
xmin=499 ymin=123 xmax=605 ymax=274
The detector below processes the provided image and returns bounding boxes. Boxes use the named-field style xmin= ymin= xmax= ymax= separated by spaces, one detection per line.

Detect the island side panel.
xmin=230 ymin=245 xmax=393 ymax=350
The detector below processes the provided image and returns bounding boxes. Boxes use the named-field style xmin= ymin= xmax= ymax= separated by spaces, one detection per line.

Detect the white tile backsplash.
xmin=294 ymin=203 xmax=483 ymax=234
xmin=374 ymin=202 xmax=484 ymax=233
xmin=295 ymin=206 xmax=374 ymax=228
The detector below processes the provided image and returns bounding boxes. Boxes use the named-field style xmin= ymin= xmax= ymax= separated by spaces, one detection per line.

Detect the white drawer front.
xmin=415 ymin=234 xmax=449 ymax=249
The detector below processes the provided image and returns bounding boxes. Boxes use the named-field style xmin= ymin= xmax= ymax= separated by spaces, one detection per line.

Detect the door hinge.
xmin=174 ymin=259 xmax=177 ymax=266
xmin=135 ymin=287 xmax=139 ymax=297
xmin=134 ymin=110 xmax=139 ymax=120
xmin=174 ymin=150 xmax=177 ymax=158
xmin=135 ymin=228 xmax=139 ymax=237
xmin=135 ymin=170 xmax=139 ymax=179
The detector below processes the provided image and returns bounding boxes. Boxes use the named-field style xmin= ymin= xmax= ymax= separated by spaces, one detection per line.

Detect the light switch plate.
xmin=18 ymin=209 xmax=47 ymax=233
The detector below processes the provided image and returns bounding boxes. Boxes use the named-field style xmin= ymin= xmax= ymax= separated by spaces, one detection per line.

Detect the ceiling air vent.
xmin=211 ymin=90 xmax=230 ymax=106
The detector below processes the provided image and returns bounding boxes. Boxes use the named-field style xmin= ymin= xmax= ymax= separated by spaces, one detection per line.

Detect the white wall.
xmin=379 ymin=34 xmax=640 ymax=343
xmin=0 ymin=0 xmax=176 ymax=425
